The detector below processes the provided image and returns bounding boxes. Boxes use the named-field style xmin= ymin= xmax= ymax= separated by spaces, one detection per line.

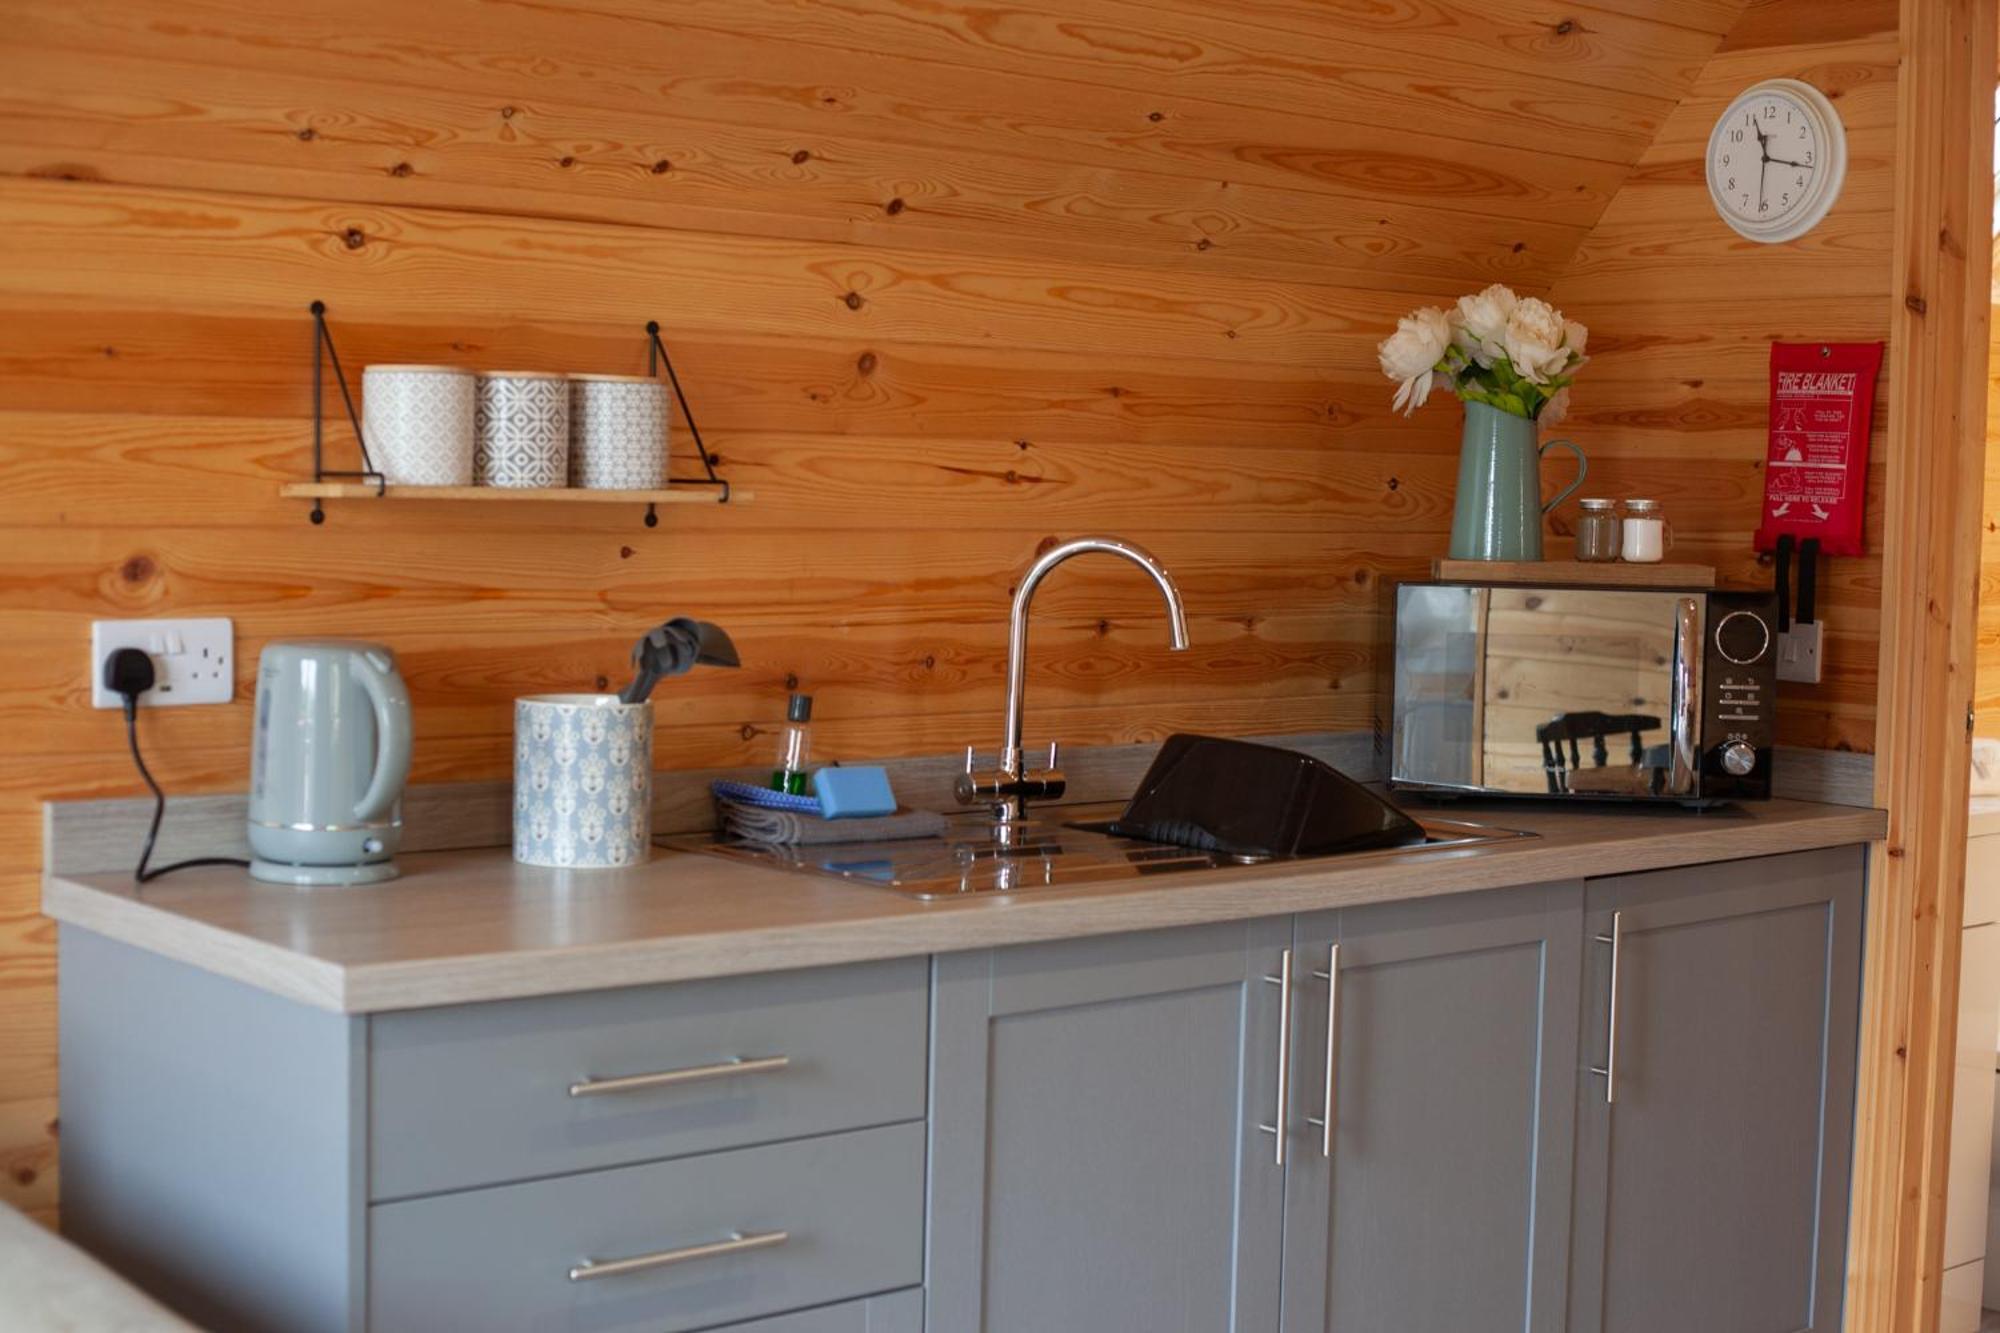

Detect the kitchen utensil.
xmin=248 ymin=640 xmax=413 ymax=885
xmin=619 ymin=617 xmax=741 ymax=703
xmin=362 ymin=365 xmax=476 ymax=486
xmin=1448 ymin=400 xmax=1587 ymax=560
xmin=513 ymin=695 xmax=653 ymax=868
xmin=569 ymin=373 xmax=668 ymax=489
xmin=474 ymin=370 xmax=569 ymax=488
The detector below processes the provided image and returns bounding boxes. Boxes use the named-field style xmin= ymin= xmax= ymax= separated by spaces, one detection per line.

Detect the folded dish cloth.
xmin=714 ymin=796 xmax=947 ymax=845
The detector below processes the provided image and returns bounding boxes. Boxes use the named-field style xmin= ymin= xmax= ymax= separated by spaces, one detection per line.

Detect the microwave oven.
xmin=1391 ymin=583 xmax=1778 ymax=804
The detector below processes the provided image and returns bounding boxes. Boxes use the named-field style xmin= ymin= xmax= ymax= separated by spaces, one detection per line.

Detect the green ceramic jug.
xmin=1447 ymin=399 xmax=1588 ymax=561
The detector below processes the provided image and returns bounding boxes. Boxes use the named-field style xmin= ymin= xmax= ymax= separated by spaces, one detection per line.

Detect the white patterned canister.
xmin=362 ymin=365 xmax=476 ymax=486
xmin=513 ymin=695 xmax=653 ymax=868
xmin=474 ymin=371 xmax=569 ymax=488
xmin=568 ymin=374 xmax=669 ymax=489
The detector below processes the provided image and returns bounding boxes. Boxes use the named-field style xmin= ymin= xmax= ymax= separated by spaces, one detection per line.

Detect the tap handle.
xmin=964 ymin=744 xmax=976 ymax=773
xmin=1047 ymin=740 xmax=1061 ymax=768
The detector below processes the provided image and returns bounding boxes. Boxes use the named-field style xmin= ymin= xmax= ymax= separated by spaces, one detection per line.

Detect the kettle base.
xmin=249 ymin=858 xmax=400 ymax=888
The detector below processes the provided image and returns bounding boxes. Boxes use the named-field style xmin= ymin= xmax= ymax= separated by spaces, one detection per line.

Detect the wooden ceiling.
xmin=0 ymin=0 xmax=1748 ymax=297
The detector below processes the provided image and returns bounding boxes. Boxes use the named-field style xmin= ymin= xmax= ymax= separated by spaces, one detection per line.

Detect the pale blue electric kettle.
xmin=247 ymin=640 xmax=412 ymax=885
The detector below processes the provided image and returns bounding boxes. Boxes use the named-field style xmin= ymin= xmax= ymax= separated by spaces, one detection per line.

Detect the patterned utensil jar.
xmin=362 ymin=365 xmax=476 ymax=486
xmin=513 ymin=694 xmax=654 ymax=868
xmin=474 ymin=371 xmax=570 ymax=488
xmin=569 ymin=374 xmax=669 ymax=489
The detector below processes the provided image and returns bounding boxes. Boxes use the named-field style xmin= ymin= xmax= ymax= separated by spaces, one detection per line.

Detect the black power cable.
xmin=104 ymin=648 xmax=249 ymax=883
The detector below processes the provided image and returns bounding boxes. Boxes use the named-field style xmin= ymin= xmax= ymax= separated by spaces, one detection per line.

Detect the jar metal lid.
xmin=1579 ymin=498 xmax=1617 ymax=510
xmin=1624 ymin=498 xmax=1662 ymax=512
xmin=363 ymin=364 xmax=473 ymax=376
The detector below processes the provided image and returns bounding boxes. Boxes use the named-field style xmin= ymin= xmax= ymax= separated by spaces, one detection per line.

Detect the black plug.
xmin=103 ymin=647 xmax=156 ymax=718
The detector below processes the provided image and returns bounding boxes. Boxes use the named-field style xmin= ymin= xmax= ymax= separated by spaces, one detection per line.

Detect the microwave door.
xmin=1476 ymin=589 xmax=1700 ymax=797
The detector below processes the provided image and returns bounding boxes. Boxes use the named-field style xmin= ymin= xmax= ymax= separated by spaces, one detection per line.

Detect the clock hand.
xmin=1768 ymin=156 xmax=1812 ymax=170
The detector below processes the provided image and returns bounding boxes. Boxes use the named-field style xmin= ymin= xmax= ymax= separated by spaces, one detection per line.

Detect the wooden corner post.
xmin=1846 ymin=0 xmax=1996 ymax=1327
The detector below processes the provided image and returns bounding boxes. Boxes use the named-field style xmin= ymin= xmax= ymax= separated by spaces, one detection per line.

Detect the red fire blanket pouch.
xmin=1754 ymin=342 xmax=1884 ymax=558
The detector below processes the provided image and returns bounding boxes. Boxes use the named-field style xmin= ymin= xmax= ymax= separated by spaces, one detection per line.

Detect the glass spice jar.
xmin=1621 ymin=499 xmax=1670 ymax=563
xmin=1574 ymin=498 xmax=1621 ymax=562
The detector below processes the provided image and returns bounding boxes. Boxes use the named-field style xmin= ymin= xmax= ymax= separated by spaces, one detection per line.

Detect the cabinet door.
xmin=1279 ymin=882 xmax=1583 ymax=1333
xmin=1569 ymin=845 xmax=1865 ymax=1333
xmin=927 ymin=918 xmax=1290 ymax=1333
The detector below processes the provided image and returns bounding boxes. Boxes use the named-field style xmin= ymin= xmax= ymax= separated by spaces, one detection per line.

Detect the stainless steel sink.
xmin=669 ymin=801 xmax=1535 ymax=899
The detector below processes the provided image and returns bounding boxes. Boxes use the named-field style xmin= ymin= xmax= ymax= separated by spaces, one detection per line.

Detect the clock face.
xmin=1705 ymin=79 xmax=1847 ymax=243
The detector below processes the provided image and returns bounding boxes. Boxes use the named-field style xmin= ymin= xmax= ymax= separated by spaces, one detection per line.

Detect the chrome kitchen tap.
xmin=957 ymin=536 xmax=1190 ymax=826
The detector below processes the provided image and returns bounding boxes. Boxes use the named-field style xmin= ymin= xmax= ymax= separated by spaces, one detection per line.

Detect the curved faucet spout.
xmin=999 ymin=534 xmax=1189 ymax=789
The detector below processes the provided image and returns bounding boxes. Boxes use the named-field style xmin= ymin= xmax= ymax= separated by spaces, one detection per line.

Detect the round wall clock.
xmin=1704 ymin=78 xmax=1848 ymax=243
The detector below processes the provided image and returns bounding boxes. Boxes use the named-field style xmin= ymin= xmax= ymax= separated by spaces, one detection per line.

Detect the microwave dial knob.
xmin=1719 ymin=740 xmax=1758 ymax=777
xmin=1715 ymin=610 xmax=1772 ymax=665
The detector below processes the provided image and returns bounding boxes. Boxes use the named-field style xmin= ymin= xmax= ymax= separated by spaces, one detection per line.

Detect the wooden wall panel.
xmin=1547 ymin=2 xmax=1899 ymax=755
xmin=0 ymin=0 xmax=1745 ymax=1224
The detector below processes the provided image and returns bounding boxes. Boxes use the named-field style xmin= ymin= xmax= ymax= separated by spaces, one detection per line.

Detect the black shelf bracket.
xmin=307 ymin=301 xmax=385 ymax=524
xmin=647 ymin=320 xmax=731 ymax=505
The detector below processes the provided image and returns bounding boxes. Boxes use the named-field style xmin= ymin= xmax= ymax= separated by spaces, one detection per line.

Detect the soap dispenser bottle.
xmin=771 ymin=692 xmax=813 ymax=795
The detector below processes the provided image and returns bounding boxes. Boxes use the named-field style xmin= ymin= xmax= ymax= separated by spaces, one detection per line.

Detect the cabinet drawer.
xmin=718 ymin=1287 xmax=921 ymax=1332
xmin=368 ymin=956 xmax=928 ymax=1199
xmin=368 ymin=1121 xmax=925 ymax=1333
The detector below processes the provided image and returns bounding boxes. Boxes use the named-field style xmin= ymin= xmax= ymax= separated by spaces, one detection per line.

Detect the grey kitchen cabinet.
xmin=1567 ymin=844 xmax=1865 ymax=1333
xmin=926 ymin=918 xmax=1291 ymax=1333
xmin=58 ymin=930 xmax=930 ymax=1333
xmin=1279 ymin=881 xmax=1584 ymax=1333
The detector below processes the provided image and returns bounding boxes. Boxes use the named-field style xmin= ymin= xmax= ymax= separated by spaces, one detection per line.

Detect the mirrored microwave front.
xmin=1391 ymin=583 xmax=1778 ymax=805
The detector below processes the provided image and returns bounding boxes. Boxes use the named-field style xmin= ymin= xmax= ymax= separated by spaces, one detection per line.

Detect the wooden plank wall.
xmin=1548 ymin=0 xmax=1900 ymax=755
xmin=0 ymin=0 xmax=1753 ymax=1222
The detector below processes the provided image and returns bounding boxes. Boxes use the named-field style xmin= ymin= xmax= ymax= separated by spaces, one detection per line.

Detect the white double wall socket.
xmin=90 ymin=618 xmax=235 ymax=709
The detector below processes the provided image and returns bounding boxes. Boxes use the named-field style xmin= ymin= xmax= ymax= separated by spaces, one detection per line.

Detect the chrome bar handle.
xmin=1255 ymin=948 xmax=1294 ymax=1166
xmin=1304 ymin=944 xmax=1339 ymax=1158
xmin=568 ymin=1055 xmax=790 ymax=1099
xmin=1587 ymin=911 xmax=1624 ymax=1105
xmin=568 ymin=1229 xmax=788 ymax=1282
xmin=1667 ymin=597 xmax=1701 ymax=796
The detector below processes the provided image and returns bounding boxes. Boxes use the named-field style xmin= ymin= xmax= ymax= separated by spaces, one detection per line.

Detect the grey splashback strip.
xmin=1772 ymin=747 xmax=1876 ymax=808
xmin=45 ymin=731 xmax=1383 ymax=878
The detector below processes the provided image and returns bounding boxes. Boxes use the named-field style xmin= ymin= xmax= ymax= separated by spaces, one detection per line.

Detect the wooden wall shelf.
xmin=1430 ymin=558 xmax=1718 ymax=588
xmin=279 ymin=483 xmax=746 ymax=505
xmin=279 ymin=482 xmax=748 ymax=526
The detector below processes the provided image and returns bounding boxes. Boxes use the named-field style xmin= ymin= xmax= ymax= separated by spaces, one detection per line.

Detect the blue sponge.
xmin=812 ymin=766 xmax=897 ymax=819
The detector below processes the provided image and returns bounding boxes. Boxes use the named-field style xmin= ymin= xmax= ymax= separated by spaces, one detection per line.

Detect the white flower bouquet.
xmin=1377 ymin=284 xmax=1588 ymax=425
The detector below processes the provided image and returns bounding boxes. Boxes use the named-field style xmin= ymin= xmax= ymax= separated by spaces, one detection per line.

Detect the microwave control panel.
xmin=1700 ymin=590 xmax=1780 ymax=799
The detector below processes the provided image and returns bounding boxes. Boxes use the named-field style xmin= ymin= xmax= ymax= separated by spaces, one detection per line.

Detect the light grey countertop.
xmin=41 ymin=795 xmax=1886 ymax=1015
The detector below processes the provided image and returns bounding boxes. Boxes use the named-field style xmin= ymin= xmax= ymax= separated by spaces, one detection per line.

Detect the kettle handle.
xmin=351 ymin=650 xmax=412 ymax=824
